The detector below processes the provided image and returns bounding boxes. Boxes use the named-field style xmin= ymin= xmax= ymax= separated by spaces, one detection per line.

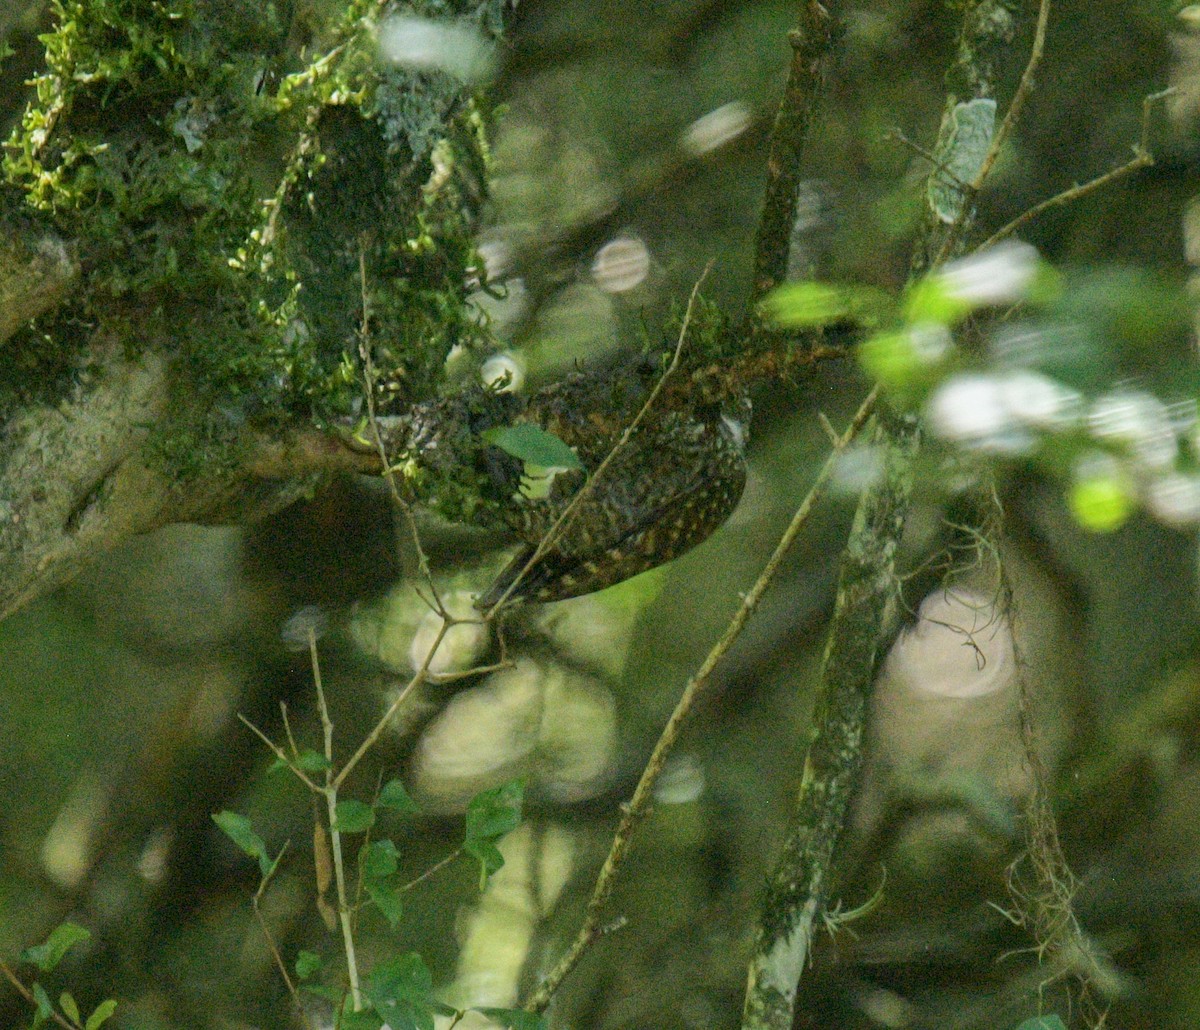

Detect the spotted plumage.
xmin=476 ymin=363 xmax=749 ymax=607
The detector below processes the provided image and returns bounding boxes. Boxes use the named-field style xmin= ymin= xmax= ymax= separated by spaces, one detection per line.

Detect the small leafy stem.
xmin=0 ymin=923 xmax=118 ymax=1030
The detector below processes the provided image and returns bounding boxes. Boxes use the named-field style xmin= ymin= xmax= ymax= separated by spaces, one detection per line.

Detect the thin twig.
xmin=0 ymin=961 xmax=78 ymax=1030
xmin=398 ymin=848 xmax=464 ymax=894
xmin=980 ymin=150 xmax=1152 ymax=250
xmin=238 ymin=714 xmax=321 ymax=794
xmin=281 ymin=702 xmax=301 ymax=758
xmin=525 ymin=389 xmax=878 ymax=1013
xmin=333 ymin=620 xmax=451 ymax=790
xmin=972 ymin=0 xmax=1051 ymax=190
xmin=356 ymin=242 xmax=448 ymax=618
xmin=883 ymin=128 xmax=970 ymax=186
xmin=978 ymin=88 xmax=1169 ymax=250
xmin=252 ymin=843 xmax=319 ymax=1030
xmin=309 ymin=630 xmax=363 ymax=1012
xmin=931 ymin=0 xmax=1052 ymax=270
xmin=426 ymin=657 xmax=514 ymax=685
xmin=483 ymin=265 xmax=712 ymax=617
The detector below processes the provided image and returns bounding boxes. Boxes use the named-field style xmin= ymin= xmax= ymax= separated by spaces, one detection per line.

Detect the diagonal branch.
xmin=740 ymin=407 xmax=916 ymax=1030
xmin=524 ymin=388 xmax=877 ymax=1014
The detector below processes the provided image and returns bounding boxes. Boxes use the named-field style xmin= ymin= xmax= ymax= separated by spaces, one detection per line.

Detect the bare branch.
xmin=525 ymin=388 xmax=877 ymax=1013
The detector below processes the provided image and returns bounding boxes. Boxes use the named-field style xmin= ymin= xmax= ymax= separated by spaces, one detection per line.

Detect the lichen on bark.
xmin=0 ymin=0 xmax=510 ymax=619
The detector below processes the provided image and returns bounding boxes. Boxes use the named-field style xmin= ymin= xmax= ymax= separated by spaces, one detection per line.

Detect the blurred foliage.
xmin=2 ymin=0 xmax=1200 ymax=1029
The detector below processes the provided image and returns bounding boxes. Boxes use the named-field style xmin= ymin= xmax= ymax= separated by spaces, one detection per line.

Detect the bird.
xmin=475 ymin=361 xmax=749 ymax=608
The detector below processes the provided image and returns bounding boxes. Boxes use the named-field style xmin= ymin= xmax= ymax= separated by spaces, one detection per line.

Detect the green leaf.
xmin=1014 ymin=1017 xmax=1068 ymax=1030
xmin=365 ymin=879 xmax=404 ymax=928
xmin=296 ymin=749 xmax=333 ymax=773
xmin=759 ymin=281 xmax=892 ymax=329
xmin=267 ymin=749 xmax=330 ymax=775
xmin=59 ymin=992 xmax=79 ymax=1025
xmin=362 ymin=839 xmax=400 ymax=880
xmin=295 ymin=950 xmax=322 ymax=980
xmin=31 ymin=982 xmax=53 ymax=1028
xmin=464 ymin=780 xmax=524 ymax=843
xmin=477 ymin=1007 xmax=548 ymax=1029
xmin=464 ymin=780 xmax=524 ymax=887
xmin=364 ymin=953 xmax=454 ymax=1030
xmin=211 ymin=811 xmax=273 ymax=877
xmin=339 ymin=1005 xmax=385 ymax=1030
xmin=1069 ymin=475 xmax=1135 ymax=533
xmin=760 ymin=281 xmax=849 ymax=327
xmin=464 ymin=838 xmax=505 ymax=889
xmin=378 ymin=779 xmax=420 ymax=814
xmin=902 ymin=275 xmax=972 ymax=326
xmin=333 ymin=799 xmax=375 ymax=833
xmin=483 ymin=424 xmax=583 ymax=470
xmin=857 ymin=327 xmax=951 ymax=391
xmin=84 ymin=999 xmax=117 ymax=1030
xmin=21 ymin=923 xmax=91 ymax=973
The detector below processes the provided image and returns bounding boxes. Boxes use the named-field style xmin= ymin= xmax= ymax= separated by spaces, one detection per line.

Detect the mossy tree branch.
xmin=0 ymin=0 xmax=505 ymax=621
xmin=741 ymin=2 xmax=1033 ymax=1026
xmin=751 ymin=0 xmax=837 ymax=300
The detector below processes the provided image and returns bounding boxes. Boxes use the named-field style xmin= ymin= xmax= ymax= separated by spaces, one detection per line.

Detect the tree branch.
xmin=740 ymin=407 xmax=916 ymax=1029
xmin=751 ymin=1 xmax=837 ymax=300
xmin=525 ymin=389 xmax=877 ymax=1014
xmin=0 ymin=330 xmax=363 ymax=622
xmin=742 ymin=1 xmax=1031 ymax=1025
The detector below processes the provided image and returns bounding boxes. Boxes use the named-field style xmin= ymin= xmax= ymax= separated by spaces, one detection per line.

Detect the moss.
xmin=2 ymin=0 xmax=503 ymax=484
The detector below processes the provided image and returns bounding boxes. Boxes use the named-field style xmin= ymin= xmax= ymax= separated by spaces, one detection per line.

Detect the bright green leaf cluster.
xmin=761 ymin=250 xmax=1200 ymax=537
xmin=1068 ymin=471 xmax=1137 ymax=533
xmin=14 ymin=922 xmax=117 ymax=1030
xmin=759 ymin=280 xmax=891 ymax=330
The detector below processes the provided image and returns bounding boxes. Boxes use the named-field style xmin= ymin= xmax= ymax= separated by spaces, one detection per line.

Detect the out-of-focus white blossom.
xmin=996 ymin=370 xmax=1084 ymax=429
xmin=379 ymin=16 xmax=495 ymax=82
xmin=925 ymin=374 xmax=1033 ymax=455
xmin=591 ymin=234 xmax=651 ymax=293
xmin=938 ymin=240 xmax=1040 ymax=307
xmin=680 ymin=101 xmax=752 ymax=157
xmin=908 ymin=321 xmax=954 ymax=362
xmin=280 ymin=605 xmax=329 ymax=652
xmin=1146 ymin=472 xmax=1200 ymax=527
xmin=1089 ymin=390 xmax=1179 ymax=471
xmin=481 ymin=352 xmax=524 ymax=393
